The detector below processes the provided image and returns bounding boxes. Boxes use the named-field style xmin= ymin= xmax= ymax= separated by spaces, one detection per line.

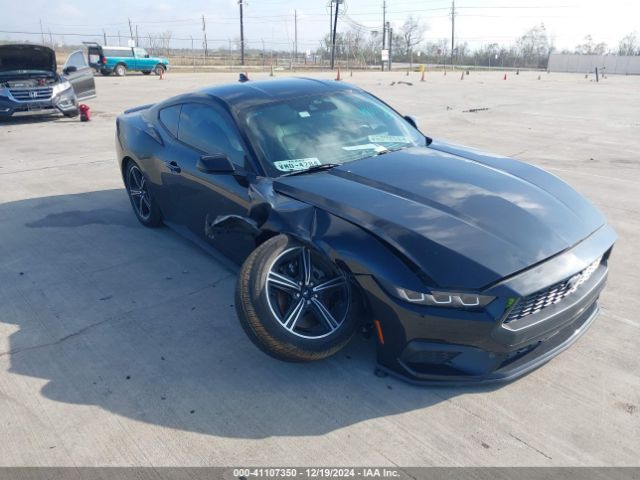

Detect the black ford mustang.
xmin=115 ymin=78 xmax=616 ymax=384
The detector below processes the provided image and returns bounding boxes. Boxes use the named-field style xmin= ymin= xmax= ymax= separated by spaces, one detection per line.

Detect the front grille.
xmin=504 ymin=256 xmax=602 ymax=324
xmin=9 ymin=87 xmax=53 ymax=102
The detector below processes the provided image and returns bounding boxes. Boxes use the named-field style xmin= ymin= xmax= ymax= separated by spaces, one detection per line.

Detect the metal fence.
xmin=548 ymin=53 xmax=640 ymax=75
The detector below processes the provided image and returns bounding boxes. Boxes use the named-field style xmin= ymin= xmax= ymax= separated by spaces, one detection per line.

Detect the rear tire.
xmin=100 ymin=69 xmax=112 ymax=76
xmin=114 ymin=64 xmax=126 ymax=77
xmin=235 ymin=235 xmax=357 ymax=362
xmin=124 ymin=160 xmax=162 ymax=227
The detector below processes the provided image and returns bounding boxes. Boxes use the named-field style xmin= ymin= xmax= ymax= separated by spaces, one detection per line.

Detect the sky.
xmin=1 ymin=0 xmax=639 ymax=52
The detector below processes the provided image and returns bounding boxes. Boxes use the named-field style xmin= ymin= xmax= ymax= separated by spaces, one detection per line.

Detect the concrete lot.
xmin=0 ymin=70 xmax=638 ymax=466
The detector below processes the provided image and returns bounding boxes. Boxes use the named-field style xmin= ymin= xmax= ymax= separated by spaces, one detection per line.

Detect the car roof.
xmin=102 ymin=46 xmax=133 ymax=50
xmin=198 ymin=77 xmax=360 ymax=110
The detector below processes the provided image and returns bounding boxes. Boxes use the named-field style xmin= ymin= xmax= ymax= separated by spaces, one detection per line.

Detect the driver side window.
xmin=177 ymin=103 xmax=246 ymax=168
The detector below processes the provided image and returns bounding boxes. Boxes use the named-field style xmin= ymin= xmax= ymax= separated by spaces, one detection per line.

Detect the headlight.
xmin=52 ymin=81 xmax=72 ymax=96
xmin=387 ymin=285 xmax=495 ymax=309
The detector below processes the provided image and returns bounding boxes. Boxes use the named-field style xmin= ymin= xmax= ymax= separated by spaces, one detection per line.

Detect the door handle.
xmin=167 ymin=161 xmax=181 ymax=173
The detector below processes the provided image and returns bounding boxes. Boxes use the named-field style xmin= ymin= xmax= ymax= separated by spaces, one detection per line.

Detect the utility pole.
xmin=388 ymin=24 xmax=393 ymax=71
xmin=190 ymin=35 xmax=195 ymax=70
xmin=381 ymin=1 xmax=386 ymax=71
xmin=239 ymin=0 xmax=245 ymax=66
xmin=450 ymin=0 xmax=456 ymax=67
xmin=329 ymin=1 xmax=333 ymax=41
xmin=48 ymin=30 xmax=53 ymax=46
xmin=330 ymin=0 xmax=340 ymax=69
xmin=202 ymin=15 xmax=208 ymax=58
xmin=328 ymin=1 xmax=333 ymax=67
xmin=118 ymin=31 xmax=121 ymax=46
xmin=135 ymin=24 xmax=139 ymax=47
xmin=294 ymin=10 xmax=298 ymax=67
xmin=103 ymin=29 xmax=107 ymax=45
xmin=128 ymin=18 xmax=134 ymax=43
xmin=39 ymin=18 xmax=45 ymax=44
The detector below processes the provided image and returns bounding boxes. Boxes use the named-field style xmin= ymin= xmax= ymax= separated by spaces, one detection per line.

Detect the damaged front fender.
xmin=205 ymin=177 xmax=426 ymax=294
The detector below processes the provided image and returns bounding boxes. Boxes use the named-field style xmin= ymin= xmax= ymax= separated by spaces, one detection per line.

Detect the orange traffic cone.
xmin=159 ymin=68 xmax=163 ymax=80
xmin=503 ymin=73 xmax=507 ymax=80
xmin=335 ymin=66 xmax=342 ymax=81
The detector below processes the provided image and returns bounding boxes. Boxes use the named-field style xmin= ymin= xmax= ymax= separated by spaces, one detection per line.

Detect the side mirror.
xmin=63 ymin=66 xmax=78 ymax=75
xmin=404 ymin=115 xmax=419 ymax=130
xmin=145 ymin=54 xmax=150 ymax=58
xmin=197 ymin=154 xmax=236 ymax=174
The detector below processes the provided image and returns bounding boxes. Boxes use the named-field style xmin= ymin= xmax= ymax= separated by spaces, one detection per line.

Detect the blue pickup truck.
xmin=86 ymin=44 xmax=169 ymax=77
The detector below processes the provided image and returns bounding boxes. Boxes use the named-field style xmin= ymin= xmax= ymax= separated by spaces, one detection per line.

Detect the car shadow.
xmin=1 ymin=189 xmax=495 ymax=439
xmin=0 ymin=113 xmax=76 ymax=125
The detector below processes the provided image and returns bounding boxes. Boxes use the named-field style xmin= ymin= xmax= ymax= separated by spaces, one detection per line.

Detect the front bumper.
xmin=360 ymin=224 xmax=616 ymax=385
xmin=0 ymin=88 xmax=77 ymax=118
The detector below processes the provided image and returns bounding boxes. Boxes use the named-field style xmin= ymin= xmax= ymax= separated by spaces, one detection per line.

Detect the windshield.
xmin=241 ymin=90 xmax=425 ymax=176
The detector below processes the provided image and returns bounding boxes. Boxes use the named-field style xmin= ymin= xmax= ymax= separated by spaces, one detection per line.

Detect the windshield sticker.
xmin=368 ymin=135 xmax=410 ymax=144
xmin=343 ymin=144 xmax=388 ymax=153
xmin=298 ymin=111 xmax=311 ymax=118
xmin=274 ymin=158 xmax=322 ymax=172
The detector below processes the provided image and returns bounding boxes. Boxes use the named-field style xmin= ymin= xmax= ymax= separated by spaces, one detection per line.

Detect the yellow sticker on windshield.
xmin=274 ymin=158 xmax=322 ymax=172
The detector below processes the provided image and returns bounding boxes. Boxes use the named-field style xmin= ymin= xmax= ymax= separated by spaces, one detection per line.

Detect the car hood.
xmin=273 ymin=143 xmax=605 ymax=290
xmin=0 ymin=44 xmax=57 ymax=73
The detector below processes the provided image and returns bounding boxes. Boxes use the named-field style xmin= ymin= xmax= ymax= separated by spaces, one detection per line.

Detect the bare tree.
xmin=575 ymin=35 xmax=608 ymax=55
xmin=618 ymin=31 xmax=639 ymax=55
xmin=159 ymin=31 xmax=172 ymax=55
xmin=516 ymin=24 xmax=551 ymax=67
xmin=147 ymin=30 xmax=172 ymax=55
xmin=438 ymin=38 xmax=450 ymax=63
xmin=400 ymin=15 xmax=427 ymax=68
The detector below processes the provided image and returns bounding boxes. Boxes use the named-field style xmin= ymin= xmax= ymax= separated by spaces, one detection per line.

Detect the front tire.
xmin=153 ymin=64 xmax=165 ymax=76
xmin=236 ymin=235 xmax=357 ymax=362
xmin=124 ymin=161 xmax=162 ymax=227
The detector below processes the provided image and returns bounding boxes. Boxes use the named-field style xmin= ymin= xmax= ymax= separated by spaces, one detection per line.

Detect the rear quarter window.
xmin=159 ymin=105 xmax=181 ymax=137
